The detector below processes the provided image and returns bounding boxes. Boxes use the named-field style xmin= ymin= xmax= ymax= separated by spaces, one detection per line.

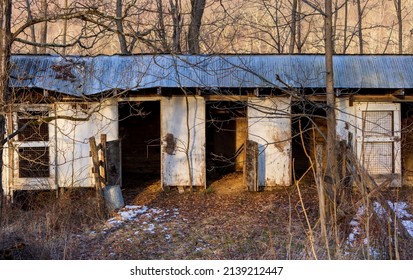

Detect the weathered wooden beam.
xmin=203 ymin=95 xmax=249 ymax=101
xmin=100 ymin=134 xmax=107 ymax=186
xmin=89 ymin=136 xmax=102 ymax=189
xmin=352 ymin=94 xmax=413 ymax=102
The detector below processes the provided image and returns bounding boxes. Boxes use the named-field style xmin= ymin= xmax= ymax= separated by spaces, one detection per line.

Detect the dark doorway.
xmin=205 ymin=101 xmax=247 ymax=183
xmin=291 ymin=102 xmax=327 ymax=179
xmin=119 ymin=101 xmax=161 ymax=198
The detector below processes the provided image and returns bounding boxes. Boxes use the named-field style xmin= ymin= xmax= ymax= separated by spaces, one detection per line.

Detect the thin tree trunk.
xmin=188 ymin=0 xmax=205 ymax=53
xmin=394 ymin=0 xmax=403 ymax=54
xmin=156 ymin=0 xmax=168 ymax=51
xmin=296 ymin=0 xmax=302 ymax=53
xmin=0 ymin=0 xmax=12 ymax=203
xmin=40 ymin=0 xmax=48 ymax=54
xmin=168 ymin=0 xmax=182 ymax=52
xmin=62 ymin=0 xmax=68 ymax=55
xmin=289 ymin=0 xmax=297 ymax=53
xmin=25 ymin=0 xmax=37 ymax=54
xmin=325 ymin=0 xmax=338 ymax=243
xmin=116 ymin=0 xmax=129 ymax=54
xmin=343 ymin=0 xmax=348 ymax=54
xmin=356 ymin=0 xmax=363 ymax=54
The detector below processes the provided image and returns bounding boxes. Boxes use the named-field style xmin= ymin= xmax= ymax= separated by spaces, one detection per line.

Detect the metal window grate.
xmin=362 ymin=111 xmax=393 ymax=137
xmin=363 ymin=142 xmax=394 ymax=175
xmin=18 ymin=147 xmax=50 ymax=178
xmin=17 ymin=111 xmax=49 ymax=141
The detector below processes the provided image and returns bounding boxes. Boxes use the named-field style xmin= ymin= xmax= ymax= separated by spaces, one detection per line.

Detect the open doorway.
xmin=291 ymin=102 xmax=327 ymax=180
xmin=205 ymin=101 xmax=247 ymax=186
xmin=119 ymin=101 xmax=161 ymax=199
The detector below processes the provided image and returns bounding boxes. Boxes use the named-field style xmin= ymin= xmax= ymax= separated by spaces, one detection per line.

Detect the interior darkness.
xmin=119 ymin=101 xmax=161 ymax=191
xmin=401 ymin=103 xmax=413 ymax=185
xmin=206 ymin=101 xmax=247 ymax=182
xmin=291 ymin=101 xmax=327 ymax=178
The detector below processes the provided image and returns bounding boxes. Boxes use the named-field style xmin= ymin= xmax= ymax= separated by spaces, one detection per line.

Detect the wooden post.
xmin=100 ymin=134 xmax=107 ymax=187
xmin=244 ymin=140 xmax=258 ymax=191
xmin=89 ymin=136 xmax=105 ymax=215
xmin=89 ymin=136 xmax=101 ymax=189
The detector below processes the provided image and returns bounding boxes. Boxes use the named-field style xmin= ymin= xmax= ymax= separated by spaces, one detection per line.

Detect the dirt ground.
xmin=71 ymin=172 xmax=413 ymax=260
xmin=2 ymin=172 xmax=413 ymax=260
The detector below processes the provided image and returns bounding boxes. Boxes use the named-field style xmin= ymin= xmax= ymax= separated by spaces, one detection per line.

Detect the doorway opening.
xmin=291 ymin=102 xmax=327 ymax=180
xmin=119 ymin=101 xmax=161 ymax=200
xmin=205 ymin=101 xmax=247 ymax=187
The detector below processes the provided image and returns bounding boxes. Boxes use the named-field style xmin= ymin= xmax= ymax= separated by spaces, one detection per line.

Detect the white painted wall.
xmin=248 ymin=96 xmax=291 ymax=187
xmin=161 ymin=96 xmax=205 ymax=188
xmin=55 ymin=100 xmax=118 ymax=188
xmin=2 ymin=99 xmax=118 ymax=194
xmin=336 ymin=97 xmax=356 ymax=148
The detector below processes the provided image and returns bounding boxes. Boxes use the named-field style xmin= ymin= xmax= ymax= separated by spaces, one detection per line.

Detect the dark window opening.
xmin=18 ymin=147 xmax=50 ymax=178
xmin=18 ymin=111 xmax=49 ymax=141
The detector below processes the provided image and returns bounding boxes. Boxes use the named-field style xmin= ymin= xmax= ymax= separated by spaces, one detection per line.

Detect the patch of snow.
xmin=369 ymin=247 xmax=380 ymax=259
xmin=348 ymin=233 xmax=356 ymax=243
xmin=195 ymin=247 xmax=205 ymax=252
xmin=144 ymin=223 xmax=156 ymax=233
xmin=151 ymin=208 xmax=163 ymax=214
xmin=125 ymin=205 xmax=140 ymax=210
xmin=108 ymin=218 xmax=123 ymax=226
xmin=373 ymin=202 xmax=386 ymax=217
xmin=402 ymin=220 xmax=413 ymax=237
xmin=387 ymin=201 xmax=413 ymax=219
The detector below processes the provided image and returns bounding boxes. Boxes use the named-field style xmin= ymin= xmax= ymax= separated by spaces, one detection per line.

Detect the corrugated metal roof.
xmin=9 ymin=54 xmax=413 ymax=96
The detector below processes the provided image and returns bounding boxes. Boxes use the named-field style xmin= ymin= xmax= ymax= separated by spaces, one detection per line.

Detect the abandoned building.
xmin=2 ymin=54 xmax=413 ymax=199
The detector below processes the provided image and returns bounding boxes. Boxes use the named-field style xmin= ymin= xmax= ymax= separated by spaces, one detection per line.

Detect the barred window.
xmin=18 ymin=147 xmax=50 ymax=178
xmin=18 ymin=111 xmax=49 ymax=141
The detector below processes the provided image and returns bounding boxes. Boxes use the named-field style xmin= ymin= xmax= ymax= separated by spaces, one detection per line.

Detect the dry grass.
xmin=1 ymin=173 xmax=413 ymax=260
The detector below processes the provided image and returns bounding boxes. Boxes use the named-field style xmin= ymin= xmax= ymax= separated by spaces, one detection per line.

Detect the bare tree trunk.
xmin=168 ymin=0 xmax=182 ymax=52
xmin=325 ymin=0 xmax=338 ymax=243
xmin=62 ymin=0 xmax=68 ymax=55
xmin=0 ymin=0 xmax=12 ymax=205
xmin=356 ymin=0 xmax=363 ymax=54
xmin=342 ymin=0 xmax=348 ymax=54
xmin=116 ymin=0 xmax=129 ymax=54
xmin=394 ymin=0 xmax=403 ymax=54
xmin=25 ymin=0 xmax=37 ymax=54
xmin=289 ymin=0 xmax=298 ymax=53
xmin=188 ymin=0 xmax=205 ymax=53
xmin=40 ymin=0 xmax=48 ymax=54
xmin=296 ymin=0 xmax=302 ymax=53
